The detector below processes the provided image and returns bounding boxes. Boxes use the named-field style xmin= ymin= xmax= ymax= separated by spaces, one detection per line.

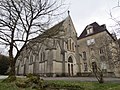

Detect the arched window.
xmin=67 ymin=39 xmax=74 ymax=51
xmin=43 ymin=52 xmax=45 ymax=61
xmin=67 ymin=40 xmax=69 ymax=50
xmin=84 ymin=63 xmax=88 ymax=71
xmin=99 ymin=47 xmax=104 ymax=54
xmin=68 ymin=56 xmax=73 ymax=63
xmin=40 ymin=52 xmax=45 ymax=62
xmin=83 ymin=51 xmax=86 ymax=60
xmin=41 ymin=53 xmax=42 ymax=61
xmin=30 ymin=54 xmax=33 ymax=64
xmin=72 ymin=42 xmax=74 ymax=51
xmin=70 ymin=39 xmax=71 ymax=50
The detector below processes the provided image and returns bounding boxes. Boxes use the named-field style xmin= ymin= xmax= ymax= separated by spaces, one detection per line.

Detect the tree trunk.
xmin=7 ymin=43 xmax=16 ymax=82
xmin=94 ymin=71 xmax=104 ymax=83
xmin=5 ymin=56 xmax=17 ymax=82
xmin=9 ymin=57 xmax=15 ymax=76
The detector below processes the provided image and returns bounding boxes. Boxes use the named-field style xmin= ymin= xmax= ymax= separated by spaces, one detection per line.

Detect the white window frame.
xmin=87 ymin=38 xmax=95 ymax=46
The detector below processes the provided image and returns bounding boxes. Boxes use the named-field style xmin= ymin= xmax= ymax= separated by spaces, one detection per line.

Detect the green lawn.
xmin=0 ymin=79 xmax=120 ymax=90
xmin=46 ymin=80 xmax=120 ymax=90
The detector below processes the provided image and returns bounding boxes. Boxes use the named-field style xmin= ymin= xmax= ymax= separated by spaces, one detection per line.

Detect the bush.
xmin=16 ymin=74 xmax=48 ymax=89
xmin=26 ymin=73 xmax=33 ymax=78
xmin=16 ymin=82 xmax=27 ymax=88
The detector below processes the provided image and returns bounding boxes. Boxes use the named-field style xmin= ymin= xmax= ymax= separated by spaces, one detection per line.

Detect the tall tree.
xmin=0 ymin=0 xmax=66 ymax=80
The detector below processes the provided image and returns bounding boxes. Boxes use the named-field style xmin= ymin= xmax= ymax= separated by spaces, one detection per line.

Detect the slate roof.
xmin=78 ymin=22 xmax=116 ymax=41
xmin=39 ymin=20 xmax=65 ymax=38
xmin=30 ymin=19 xmax=65 ymax=42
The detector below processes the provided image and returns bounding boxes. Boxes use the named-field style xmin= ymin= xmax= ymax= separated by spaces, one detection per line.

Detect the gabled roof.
xmin=78 ymin=22 xmax=116 ymax=41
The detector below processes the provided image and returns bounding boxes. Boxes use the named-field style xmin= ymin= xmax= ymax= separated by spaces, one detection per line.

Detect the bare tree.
xmin=109 ymin=0 xmax=120 ymax=77
xmin=0 ymin=0 xmax=66 ymax=81
xmin=91 ymin=61 xmax=104 ymax=83
xmin=88 ymin=45 xmax=104 ymax=83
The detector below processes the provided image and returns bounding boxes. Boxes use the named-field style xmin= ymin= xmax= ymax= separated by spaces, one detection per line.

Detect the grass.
xmin=77 ymin=82 xmax=120 ymax=90
xmin=46 ymin=80 xmax=120 ymax=90
xmin=0 ymin=79 xmax=120 ymax=90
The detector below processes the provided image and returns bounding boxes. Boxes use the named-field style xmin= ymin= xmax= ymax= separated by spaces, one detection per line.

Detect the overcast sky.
xmin=67 ymin=0 xmax=119 ymax=36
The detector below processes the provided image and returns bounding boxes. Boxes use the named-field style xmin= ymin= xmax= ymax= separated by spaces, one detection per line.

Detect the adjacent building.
xmin=77 ymin=22 xmax=119 ymax=77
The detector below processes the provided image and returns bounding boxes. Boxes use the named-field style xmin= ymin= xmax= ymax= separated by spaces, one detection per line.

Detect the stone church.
xmin=15 ymin=15 xmax=120 ymax=77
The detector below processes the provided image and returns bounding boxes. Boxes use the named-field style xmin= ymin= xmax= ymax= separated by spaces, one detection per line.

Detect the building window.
xmin=83 ymin=51 xmax=87 ymax=60
xmin=100 ymin=56 xmax=105 ymax=61
xmin=67 ymin=40 xmax=69 ymax=50
xmin=87 ymin=38 xmax=95 ymax=46
xmin=99 ymin=47 xmax=104 ymax=54
xmin=84 ymin=63 xmax=88 ymax=71
xmin=43 ymin=52 xmax=45 ymax=61
xmin=67 ymin=39 xmax=74 ymax=51
xmin=40 ymin=52 xmax=45 ymax=62
xmin=30 ymin=54 xmax=33 ymax=64
xmin=70 ymin=39 xmax=71 ymax=50
xmin=87 ymin=28 xmax=93 ymax=34
xmin=41 ymin=53 xmax=42 ymax=61
xmin=68 ymin=56 xmax=73 ymax=63
xmin=72 ymin=42 xmax=75 ymax=51
xmin=67 ymin=39 xmax=70 ymax=50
